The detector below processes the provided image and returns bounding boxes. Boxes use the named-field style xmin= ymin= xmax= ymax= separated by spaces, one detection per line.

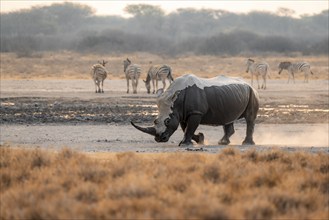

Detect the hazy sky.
xmin=1 ymin=0 xmax=328 ymax=17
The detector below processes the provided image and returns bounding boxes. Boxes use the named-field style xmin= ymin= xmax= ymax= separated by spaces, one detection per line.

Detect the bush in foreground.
xmin=0 ymin=147 xmax=328 ymax=219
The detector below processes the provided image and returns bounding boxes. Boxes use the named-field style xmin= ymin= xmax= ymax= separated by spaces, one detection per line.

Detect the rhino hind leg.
xmin=219 ymin=123 xmax=235 ymax=145
xmin=242 ymin=88 xmax=259 ymax=145
xmin=242 ymin=121 xmax=255 ymax=145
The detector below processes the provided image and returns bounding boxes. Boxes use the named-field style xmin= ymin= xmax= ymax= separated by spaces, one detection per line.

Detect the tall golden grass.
xmin=1 ymin=52 xmax=328 ymax=80
xmin=1 ymin=147 xmax=328 ymax=219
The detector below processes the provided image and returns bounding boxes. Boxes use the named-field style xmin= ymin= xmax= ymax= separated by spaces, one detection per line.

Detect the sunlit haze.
xmin=1 ymin=0 xmax=328 ymax=17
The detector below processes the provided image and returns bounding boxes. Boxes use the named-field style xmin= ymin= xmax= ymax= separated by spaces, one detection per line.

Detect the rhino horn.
xmin=131 ymin=121 xmax=156 ymax=136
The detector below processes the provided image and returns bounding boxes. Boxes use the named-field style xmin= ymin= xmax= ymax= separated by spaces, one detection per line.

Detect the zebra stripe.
xmin=124 ymin=58 xmax=141 ymax=94
xmin=278 ymin=61 xmax=313 ymax=83
xmin=144 ymin=64 xmax=174 ymax=94
xmin=246 ymin=58 xmax=269 ymax=89
xmin=91 ymin=62 xmax=108 ymax=93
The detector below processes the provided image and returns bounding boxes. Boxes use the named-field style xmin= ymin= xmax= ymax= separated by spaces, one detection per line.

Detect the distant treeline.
xmin=1 ymin=2 xmax=328 ymax=56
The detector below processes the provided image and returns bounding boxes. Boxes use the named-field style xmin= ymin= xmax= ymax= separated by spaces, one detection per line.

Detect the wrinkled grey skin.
xmin=131 ymin=83 xmax=259 ymax=146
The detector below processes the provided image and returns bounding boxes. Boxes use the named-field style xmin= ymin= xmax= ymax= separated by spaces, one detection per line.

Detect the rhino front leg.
xmin=179 ymin=115 xmax=202 ymax=146
xmin=219 ymin=123 xmax=235 ymax=145
xmin=180 ymin=122 xmax=204 ymax=145
xmin=193 ymin=132 xmax=204 ymax=144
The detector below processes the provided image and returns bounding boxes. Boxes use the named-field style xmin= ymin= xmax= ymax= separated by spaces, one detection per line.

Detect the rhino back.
xmin=201 ymin=84 xmax=251 ymax=125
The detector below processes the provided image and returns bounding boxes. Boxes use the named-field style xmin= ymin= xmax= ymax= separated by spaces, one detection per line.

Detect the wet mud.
xmin=0 ymin=95 xmax=327 ymax=125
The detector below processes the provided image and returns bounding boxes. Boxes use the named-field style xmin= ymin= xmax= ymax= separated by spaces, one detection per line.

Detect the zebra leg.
xmin=132 ymin=79 xmax=137 ymax=94
xmin=94 ymin=80 xmax=98 ymax=93
xmin=101 ymin=80 xmax=104 ymax=93
xmin=96 ymin=80 xmax=101 ymax=93
xmin=98 ymin=81 xmax=101 ymax=93
xmin=289 ymin=69 xmax=295 ymax=84
xmin=132 ymin=79 xmax=135 ymax=94
xmin=163 ymin=79 xmax=166 ymax=90
xmin=251 ymin=74 xmax=253 ymax=86
xmin=264 ymin=76 xmax=267 ymax=89
xmin=155 ymin=79 xmax=158 ymax=93
xmin=256 ymin=75 xmax=260 ymax=89
xmin=304 ymin=71 xmax=309 ymax=83
xmin=306 ymin=71 xmax=311 ymax=83
xmin=262 ymin=75 xmax=266 ymax=89
xmin=126 ymin=78 xmax=130 ymax=93
xmin=288 ymin=71 xmax=292 ymax=83
xmin=135 ymin=78 xmax=139 ymax=94
xmin=219 ymin=123 xmax=235 ymax=145
xmin=152 ymin=79 xmax=155 ymax=94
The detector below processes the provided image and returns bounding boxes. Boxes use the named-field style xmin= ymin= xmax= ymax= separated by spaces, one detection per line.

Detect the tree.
xmin=277 ymin=7 xmax=295 ymax=17
xmin=124 ymin=4 xmax=165 ymax=37
xmin=124 ymin=4 xmax=165 ymax=17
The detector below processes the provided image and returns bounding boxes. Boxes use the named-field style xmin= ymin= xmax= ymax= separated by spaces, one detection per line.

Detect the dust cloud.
xmin=198 ymin=124 xmax=328 ymax=147
xmin=255 ymin=124 xmax=328 ymax=147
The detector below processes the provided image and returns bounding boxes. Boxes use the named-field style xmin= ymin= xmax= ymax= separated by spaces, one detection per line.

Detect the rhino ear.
xmin=156 ymin=88 xmax=164 ymax=96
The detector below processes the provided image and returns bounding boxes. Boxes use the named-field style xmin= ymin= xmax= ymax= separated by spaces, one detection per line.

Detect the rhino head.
xmin=131 ymin=90 xmax=181 ymax=142
xmin=131 ymin=112 xmax=180 ymax=142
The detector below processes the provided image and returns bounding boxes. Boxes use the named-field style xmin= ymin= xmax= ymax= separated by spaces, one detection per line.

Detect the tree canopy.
xmin=1 ymin=3 xmax=328 ymax=55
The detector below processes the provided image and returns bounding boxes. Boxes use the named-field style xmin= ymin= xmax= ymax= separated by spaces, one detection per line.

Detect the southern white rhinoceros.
xmin=131 ymin=74 xmax=259 ymax=146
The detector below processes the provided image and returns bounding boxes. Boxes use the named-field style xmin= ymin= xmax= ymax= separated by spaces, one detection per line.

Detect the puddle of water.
xmin=278 ymin=104 xmax=309 ymax=108
xmin=260 ymin=105 xmax=328 ymax=113
xmin=1 ymin=102 xmax=15 ymax=106
xmin=127 ymin=104 xmax=157 ymax=108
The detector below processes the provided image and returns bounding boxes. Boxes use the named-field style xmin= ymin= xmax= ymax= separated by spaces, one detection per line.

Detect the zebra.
xmin=278 ymin=61 xmax=314 ymax=83
xmin=143 ymin=64 xmax=174 ymax=94
xmin=91 ymin=60 xmax=108 ymax=93
xmin=123 ymin=58 xmax=141 ymax=94
xmin=246 ymin=58 xmax=270 ymax=90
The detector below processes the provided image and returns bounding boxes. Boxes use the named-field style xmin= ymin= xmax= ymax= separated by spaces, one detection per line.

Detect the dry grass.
xmin=1 ymin=146 xmax=328 ymax=219
xmin=1 ymin=51 xmax=328 ymax=80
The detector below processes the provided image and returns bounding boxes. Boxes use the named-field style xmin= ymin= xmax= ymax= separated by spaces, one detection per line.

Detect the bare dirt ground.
xmin=1 ymin=78 xmax=328 ymax=153
xmin=1 ymin=52 xmax=328 ymax=80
